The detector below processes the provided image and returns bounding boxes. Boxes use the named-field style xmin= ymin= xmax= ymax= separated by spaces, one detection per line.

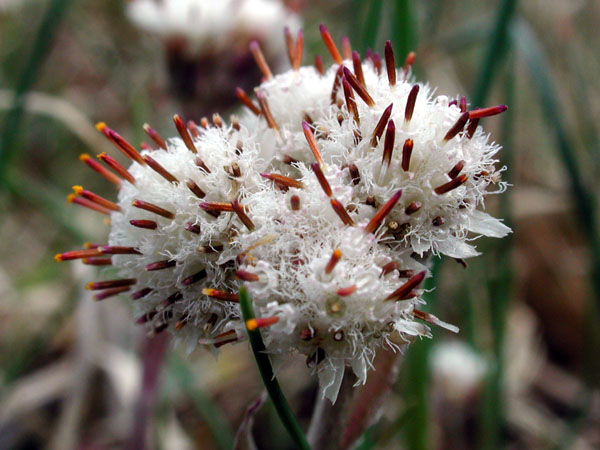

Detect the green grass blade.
xmin=480 ymin=62 xmax=515 ymax=450
xmin=239 ymin=286 xmax=311 ymax=450
xmin=167 ymin=355 xmax=235 ymax=450
xmin=391 ymin=0 xmax=417 ymax=62
xmin=0 ymin=0 xmax=71 ymax=181
xmin=471 ymin=0 xmax=517 ymax=107
xmin=353 ymin=0 xmax=384 ymax=54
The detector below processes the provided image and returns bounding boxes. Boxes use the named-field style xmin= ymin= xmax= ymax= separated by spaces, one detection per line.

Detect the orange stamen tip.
xmin=333 ymin=249 xmax=342 ymax=259
xmin=54 ymin=254 xmax=63 ymax=262
xmin=246 ymin=319 xmax=259 ymax=331
xmin=79 ymin=153 xmax=90 ymax=161
xmin=66 ymin=194 xmax=76 ymax=203
xmin=72 ymin=185 xmax=83 ymax=195
xmin=202 ymin=288 xmax=215 ymax=296
xmin=95 ymin=122 xmax=107 ymax=132
xmin=85 ymin=282 xmax=93 ymax=290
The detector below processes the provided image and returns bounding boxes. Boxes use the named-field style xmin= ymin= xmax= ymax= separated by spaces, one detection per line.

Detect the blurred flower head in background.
xmin=56 ymin=25 xmax=510 ymax=403
xmin=126 ymin=0 xmax=301 ymax=117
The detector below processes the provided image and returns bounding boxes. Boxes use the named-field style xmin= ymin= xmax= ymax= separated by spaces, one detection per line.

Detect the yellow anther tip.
xmin=72 ymin=185 xmax=83 ymax=194
xmin=95 ymin=122 xmax=107 ymax=132
xmin=246 ymin=319 xmax=258 ymax=331
xmin=79 ymin=153 xmax=90 ymax=161
xmin=54 ymin=254 xmax=63 ymax=262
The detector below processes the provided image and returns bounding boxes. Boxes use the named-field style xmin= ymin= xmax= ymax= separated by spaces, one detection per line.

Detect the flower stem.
xmin=239 ymin=286 xmax=311 ymax=450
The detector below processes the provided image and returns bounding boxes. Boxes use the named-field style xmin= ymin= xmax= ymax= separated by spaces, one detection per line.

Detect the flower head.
xmin=57 ymin=26 xmax=509 ymax=402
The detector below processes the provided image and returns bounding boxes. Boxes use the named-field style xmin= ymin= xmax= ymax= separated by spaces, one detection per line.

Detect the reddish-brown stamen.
xmin=86 ymin=278 xmax=136 ymax=291
xmin=434 ymin=174 xmax=468 ymax=195
xmin=185 ymin=222 xmax=200 ymax=234
xmin=466 ymin=118 xmax=480 ymax=139
xmin=402 ymin=139 xmax=413 ymax=172
xmin=202 ymin=288 xmax=239 ymax=303
xmin=314 ymin=54 xmax=324 ymax=75
xmin=403 ymin=51 xmax=416 ymax=72
xmin=432 ymin=216 xmax=445 ymax=226
xmin=232 ymin=199 xmax=255 ymax=231
xmin=188 ymin=120 xmax=201 ymax=137
xmin=370 ymin=103 xmax=393 ymax=147
xmin=197 ymin=244 xmax=223 ymax=254
xmin=311 ymin=163 xmax=333 ymax=197
xmin=99 ymin=246 xmax=141 ymax=255
xmin=212 ymin=113 xmax=223 ymax=128
xmin=97 ymin=153 xmax=135 ymax=184
xmin=82 ymin=257 xmax=112 ymax=266
xmin=132 ymin=199 xmax=174 ymax=219
xmin=348 ymin=163 xmax=360 ymax=185
xmin=130 ymin=219 xmax=157 ymax=230
xmin=371 ymin=51 xmax=382 ymax=74
xmin=94 ymin=286 xmax=131 ymax=301
xmin=384 ymin=40 xmax=396 ymax=86
xmin=79 ymin=154 xmax=121 ymax=186
xmin=290 ymin=195 xmax=301 ymax=210
xmin=447 ymin=160 xmax=465 ymax=179
xmin=293 ymin=29 xmax=304 ymax=70
xmin=96 ymin=123 xmax=145 ymax=165
xmin=246 ymin=316 xmax=280 ymax=331
xmin=341 ymin=36 xmax=352 ymax=59
xmin=405 ymin=201 xmax=422 ymax=215
xmin=261 ymin=172 xmax=304 ymax=190
xmin=302 ymin=121 xmax=325 ymax=167
xmin=235 ymin=87 xmax=260 ymax=115
xmin=365 ymin=190 xmax=402 ymax=234
xmin=351 ymin=50 xmax=365 ymax=86
xmin=325 ymin=249 xmax=342 ymax=274
xmin=404 ymin=84 xmax=419 ymax=122
xmin=73 ymin=186 xmax=120 ymax=211
xmin=131 ymin=287 xmax=153 ymax=300
xmin=236 ymin=270 xmax=259 ymax=282
xmin=143 ymin=123 xmax=167 ymax=150
xmin=136 ymin=310 xmax=157 ymax=324
xmin=256 ymin=91 xmax=279 ymax=133
xmin=142 ymin=155 xmax=178 ymax=184
xmin=194 ymin=156 xmax=211 ymax=173
xmin=386 ymin=270 xmax=426 ymax=301
xmin=330 ymin=65 xmax=344 ymax=104
xmin=382 ymin=120 xmax=396 ymax=167
xmin=330 ymin=199 xmax=355 ymax=226
xmin=55 ymin=248 xmax=102 ymax=262
xmin=67 ymin=194 xmax=111 ymax=215
xmin=249 ymin=40 xmax=273 ymax=79
xmin=173 ymin=114 xmax=197 ymax=153
xmin=186 ymin=179 xmax=206 ymax=199
xmin=284 ymin=26 xmax=294 ymax=67
xmin=337 ymin=285 xmax=357 ymax=296
xmin=459 ymin=96 xmax=467 ymax=113
xmin=469 ymin=105 xmax=507 ymax=119
xmin=342 ymin=77 xmax=360 ymax=126
xmin=319 ymin=24 xmax=343 ymax=64
xmin=162 ymin=291 xmax=182 ymax=306
xmin=199 ymin=201 xmax=234 ymax=212
xmin=342 ymin=67 xmax=375 ymax=107
xmin=443 ymin=111 xmax=469 ymax=142
xmin=146 ymin=259 xmax=176 ymax=271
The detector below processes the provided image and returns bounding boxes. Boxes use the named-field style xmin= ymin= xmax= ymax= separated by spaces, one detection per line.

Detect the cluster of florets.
xmin=57 ymin=26 xmax=509 ymax=401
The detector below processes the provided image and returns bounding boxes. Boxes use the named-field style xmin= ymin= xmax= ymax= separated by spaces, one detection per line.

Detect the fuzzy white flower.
xmin=57 ymin=26 xmax=509 ymax=403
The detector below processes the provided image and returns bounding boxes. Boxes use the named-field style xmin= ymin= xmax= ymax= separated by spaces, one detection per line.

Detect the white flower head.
xmin=57 ymin=26 xmax=510 ymax=403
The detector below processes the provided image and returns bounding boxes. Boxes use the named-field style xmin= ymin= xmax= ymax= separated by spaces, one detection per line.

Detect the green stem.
xmin=471 ymin=0 xmax=517 ymax=107
xmin=239 ymin=286 xmax=311 ymax=450
xmin=402 ymin=256 xmax=441 ymax=450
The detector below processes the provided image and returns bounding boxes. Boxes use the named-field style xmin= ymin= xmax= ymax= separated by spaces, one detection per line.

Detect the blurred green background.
xmin=1 ymin=0 xmax=599 ymax=448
